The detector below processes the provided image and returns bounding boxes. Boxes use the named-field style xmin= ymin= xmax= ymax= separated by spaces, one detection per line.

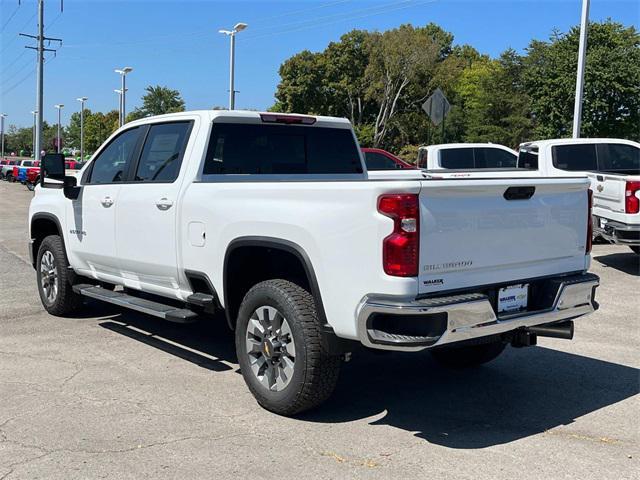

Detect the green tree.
xmin=127 ymin=85 xmax=186 ymax=121
xmin=524 ymin=20 xmax=640 ymax=140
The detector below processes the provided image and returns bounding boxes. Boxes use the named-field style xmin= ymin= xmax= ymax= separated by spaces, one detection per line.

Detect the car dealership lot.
xmin=0 ymin=181 xmax=638 ymax=480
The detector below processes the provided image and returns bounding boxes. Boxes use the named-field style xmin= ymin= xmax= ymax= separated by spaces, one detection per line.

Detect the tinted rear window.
xmin=364 ymin=151 xmax=399 ymax=170
xmin=203 ymin=123 xmax=363 ymax=175
xmin=474 ymin=148 xmax=517 ymax=168
xmin=552 ymin=144 xmax=598 ymax=171
xmin=440 ymin=148 xmax=474 ymax=169
xmin=595 ymin=143 xmax=639 ymax=172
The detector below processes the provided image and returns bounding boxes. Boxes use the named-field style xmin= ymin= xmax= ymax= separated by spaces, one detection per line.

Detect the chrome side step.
xmin=73 ymin=284 xmax=198 ymax=323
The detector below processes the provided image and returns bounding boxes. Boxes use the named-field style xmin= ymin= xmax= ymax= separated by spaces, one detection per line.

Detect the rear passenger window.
xmin=364 ymin=152 xmax=399 ymax=170
xmin=596 ymin=143 xmax=640 ymax=173
xmin=203 ymin=123 xmax=363 ymax=175
xmin=552 ymin=144 xmax=598 ymax=171
xmin=440 ymin=148 xmax=474 ymax=169
xmin=135 ymin=122 xmax=191 ymax=182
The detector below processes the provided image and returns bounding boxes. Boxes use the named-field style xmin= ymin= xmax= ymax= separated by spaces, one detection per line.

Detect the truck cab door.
xmin=65 ymin=127 xmax=143 ymax=282
xmin=114 ymin=121 xmax=194 ymax=296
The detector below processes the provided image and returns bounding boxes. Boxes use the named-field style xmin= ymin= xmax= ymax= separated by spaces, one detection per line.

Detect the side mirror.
xmin=41 ymin=153 xmax=66 ymax=183
xmin=63 ymin=175 xmax=80 ymax=200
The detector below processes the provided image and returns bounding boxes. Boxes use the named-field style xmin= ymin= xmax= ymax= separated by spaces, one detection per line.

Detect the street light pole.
xmin=31 ymin=111 xmax=37 ymax=157
xmin=114 ymin=67 xmax=133 ymax=126
xmin=572 ymin=0 xmax=590 ymax=138
xmin=54 ymin=104 xmax=64 ymax=153
xmin=0 ymin=114 xmax=6 ymax=161
xmin=77 ymin=97 xmax=87 ymax=161
xmin=114 ymin=89 xmax=124 ymax=125
xmin=219 ymin=22 xmax=247 ymax=110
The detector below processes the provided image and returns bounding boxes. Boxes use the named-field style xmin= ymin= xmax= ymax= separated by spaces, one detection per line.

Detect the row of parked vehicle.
xmin=364 ymin=138 xmax=640 ymax=254
xmin=0 ymin=158 xmax=84 ymax=191
xmin=20 ymin=110 xmax=640 ymax=415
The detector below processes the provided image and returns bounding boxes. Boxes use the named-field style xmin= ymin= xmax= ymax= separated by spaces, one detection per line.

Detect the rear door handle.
xmin=100 ymin=196 xmax=114 ymax=208
xmin=155 ymin=198 xmax=174 ymax=211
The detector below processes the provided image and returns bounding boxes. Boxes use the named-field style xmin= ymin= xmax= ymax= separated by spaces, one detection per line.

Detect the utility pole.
xmin=572 ymin=0 xmax=590 ymax=138
xmin=114 ymin=89 xmax=124 ymax=124
xmin=20 ymin=0 xmax=63 ymax=161
xmin=219 ymin=23 xmax=247 ymax=110
xmin=54 ymin=104 xmax=64 ymax=153
xmin=0 ymin=114 xmax=6 ymax=161
xmin=77 ymin=97 xmax=87 ymax=161
xmin=115 ymin=67 xmax=133 ymax=126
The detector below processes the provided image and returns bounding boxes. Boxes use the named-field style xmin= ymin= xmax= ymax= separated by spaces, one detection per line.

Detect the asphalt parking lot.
xmin=0 ymin=180 xmax=638 ymax=480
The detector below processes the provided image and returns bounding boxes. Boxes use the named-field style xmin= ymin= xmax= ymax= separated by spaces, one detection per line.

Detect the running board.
xmin=73 ymin=284 xmax=198 ymax=323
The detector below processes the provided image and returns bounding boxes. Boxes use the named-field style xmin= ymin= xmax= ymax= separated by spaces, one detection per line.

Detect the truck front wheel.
xmin=430 ymin=340 xmax=506 ymax=369
xmin=36 ymin=235 xmax=82 ymax=316
xmin=235 ymin=279 xmax=341 ymax=416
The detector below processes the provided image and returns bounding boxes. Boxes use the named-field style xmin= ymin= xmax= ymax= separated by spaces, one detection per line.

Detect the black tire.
xmin=235 ymin=279 xmax=341 ymax=416
xmin=630 ymin=246 xmax=640 ymax=255
xmin=430 ymin=340 xmax=507 ymax=369
xmin=26 ymin=181 xmax=35 ymax=191
xmin=36 ymin=235 xmax=82 ymax=316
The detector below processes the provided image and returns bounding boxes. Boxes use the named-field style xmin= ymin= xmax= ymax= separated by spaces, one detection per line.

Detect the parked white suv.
xmin=517 ymin=138 xmax=640 ymax=253
xmin=29 ymin=111 xmax=599 ymax=414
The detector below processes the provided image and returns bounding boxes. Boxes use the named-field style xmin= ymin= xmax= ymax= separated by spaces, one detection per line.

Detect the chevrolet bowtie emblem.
xmin=596 ymin=184 xmax=604 ymax=192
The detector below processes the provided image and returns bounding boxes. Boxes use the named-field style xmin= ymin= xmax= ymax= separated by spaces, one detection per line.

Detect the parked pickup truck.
xmin=1 ymin=159 xmax=25 ymax=180
xmin=517 ymin=138 xmax=640 ymax=253
xmin=417 ymin=143 xmax=517 ymax=170
xmin=29 ymin=111 xmax=599 ymax=414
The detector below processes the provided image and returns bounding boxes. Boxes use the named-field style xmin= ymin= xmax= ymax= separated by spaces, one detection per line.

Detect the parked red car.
xmin=361 ymin=147 xmax=414 ymax=170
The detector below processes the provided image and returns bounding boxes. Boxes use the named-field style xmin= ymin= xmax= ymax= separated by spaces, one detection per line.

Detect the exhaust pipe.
xmin=527 ymin=321 xmax=574 ymax=340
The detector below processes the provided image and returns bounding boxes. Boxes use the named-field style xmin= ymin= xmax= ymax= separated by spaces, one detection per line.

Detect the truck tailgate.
xmin=418 ymin=177 xmax=589 ymax=295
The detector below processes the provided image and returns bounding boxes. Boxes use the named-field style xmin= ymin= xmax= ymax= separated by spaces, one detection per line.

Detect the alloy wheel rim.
xmin=40 ymin=250 xmax=58 ymax=303
xmin=245 ymin=306 xmax=296 ymax=392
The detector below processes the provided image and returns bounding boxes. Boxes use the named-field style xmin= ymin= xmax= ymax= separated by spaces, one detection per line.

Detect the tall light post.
xmin=114 ymin=67 xmax=133 ymax=126
xmin=31 ymin=111 xmax=37 ymax=158
xmin=76 ymin=97 xmax=88 ymax=161
xmin=0 ymin=114 xmax=6 ymax=161
xmin=572 ymin=0 xmax=590 ymax=138
xmin=54 ymin=104 xmax=64 ymax=153
xmin=114 ymin=89 xmax=124 ymax=126
xmin=219 ymin=22 xmax=247 ymax=110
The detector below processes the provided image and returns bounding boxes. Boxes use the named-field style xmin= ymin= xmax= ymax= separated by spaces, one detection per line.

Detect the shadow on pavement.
xmin=91 ymin=301 xmax=236 ymax=373
xmin=86 ymin=301 xmax=639 ymax=449
xmin=593 ymin=251 xmax=640 ymax=276
xmin=300 ymin=346 xmax=639 ymax=448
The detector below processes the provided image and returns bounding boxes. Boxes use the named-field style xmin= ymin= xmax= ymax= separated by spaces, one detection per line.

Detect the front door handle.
xmin=100 ymin=196 xmax=114 ymax=208
xmin=155 ymin=197 xmax=173 ymax=211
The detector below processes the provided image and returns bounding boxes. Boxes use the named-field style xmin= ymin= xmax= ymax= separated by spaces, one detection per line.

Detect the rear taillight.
xmin=378 ymin=194 xmax=419 ymax=277
xmin=625 ymin=181 xmax=640 ymax=214
xmin=586 ymin=189 xmax=593 ymax=254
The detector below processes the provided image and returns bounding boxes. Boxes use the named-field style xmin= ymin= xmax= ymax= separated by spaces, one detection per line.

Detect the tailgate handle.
xmin=596 ymin=175 xmax=604 ymax=181
xmin=504 ymin=186 xmax=535 ymax=201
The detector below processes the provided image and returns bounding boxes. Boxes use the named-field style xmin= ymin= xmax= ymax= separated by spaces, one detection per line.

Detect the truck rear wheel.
xmin=36 ymin=235 xmax=82 ymax=316
xmin=430 ymin=340 xmax=506 ymax=369
xmin=235 ymin=279 xmax=341 ymax=416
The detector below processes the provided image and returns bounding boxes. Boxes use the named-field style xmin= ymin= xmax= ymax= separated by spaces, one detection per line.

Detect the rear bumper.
xmin=356 ymin=273 xmax=599 ymax=352
xmin=593 ymin=216 xmax=640 ymax=246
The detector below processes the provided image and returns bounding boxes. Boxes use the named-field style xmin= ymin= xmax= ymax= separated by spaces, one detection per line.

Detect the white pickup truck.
xmin=416 ymin=143 xmax=517 ymax=170
xmin=517 ymin=138 xmax=640 ymax=253
xmin=29 ymin=111 xmax=599 ymax=414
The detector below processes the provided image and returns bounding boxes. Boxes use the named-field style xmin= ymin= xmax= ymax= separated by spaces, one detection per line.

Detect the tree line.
xmin=2 ymin=86 xmax=185 ymax=157
xmin=272 ymin=20 xmax=639 ymax=160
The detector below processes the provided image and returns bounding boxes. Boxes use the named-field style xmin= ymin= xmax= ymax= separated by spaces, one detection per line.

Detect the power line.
xmin=0 ymin=5 xmax=20 ymax=33
xmin=242 ymin=0 xmax=438 ymax=42
xmin=1 ymin=13 xmax=37 ymax=55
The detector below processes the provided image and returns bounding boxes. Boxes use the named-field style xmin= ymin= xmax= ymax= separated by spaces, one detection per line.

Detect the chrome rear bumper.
xmin=356 ymin=273 xmax=600 ymax=352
